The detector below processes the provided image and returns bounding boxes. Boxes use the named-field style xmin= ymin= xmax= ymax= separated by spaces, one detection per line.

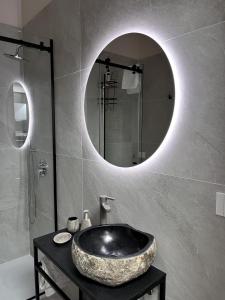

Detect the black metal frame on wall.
xmin=0 ymin=35 xmax=58 ymax=231
xmin=96 ymin=58 xmax=143 ymax=74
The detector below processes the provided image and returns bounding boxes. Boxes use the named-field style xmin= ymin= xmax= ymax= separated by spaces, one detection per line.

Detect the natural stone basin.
xmin=71 ymin=224 xmax=156 ymax=286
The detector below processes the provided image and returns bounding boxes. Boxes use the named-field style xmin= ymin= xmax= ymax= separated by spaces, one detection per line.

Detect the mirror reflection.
xmin=85 ymin=33 xmax=175 ymax=167
xmin=8 ymin=82 xmax=29 ymax=148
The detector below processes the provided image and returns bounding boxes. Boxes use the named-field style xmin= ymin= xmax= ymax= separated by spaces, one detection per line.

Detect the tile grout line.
xmin=54 ymin=66 xmax=90 ymax=81
xmin=81 ymin=157 xmax=225 ymax=188
xmin=54 ymin=69 xmax=81 ymax=81
xmin=164 ymin=20 xmax=225 ymax=42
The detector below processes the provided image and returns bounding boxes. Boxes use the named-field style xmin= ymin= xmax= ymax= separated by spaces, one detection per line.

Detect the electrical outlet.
xmin=216 ymin=192 xmax=225 ymax=217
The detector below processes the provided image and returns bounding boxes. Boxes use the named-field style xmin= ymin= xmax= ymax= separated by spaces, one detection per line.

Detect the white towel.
xmin=126 ymin=80 xmax=141 ymax=95
xmin=122 ymin=69 xmax=140 ymax=90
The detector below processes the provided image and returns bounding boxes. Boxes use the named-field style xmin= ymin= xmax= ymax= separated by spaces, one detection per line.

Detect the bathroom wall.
xmin=23 ymin=1 xmax=225 ymax=300
xmin=0 ymin=23 xmax=29 ymax=263
xmin=21 ymin=0 xmax=53 ymax=26
xmin=21 ymin=33 xmax=55 ymax=244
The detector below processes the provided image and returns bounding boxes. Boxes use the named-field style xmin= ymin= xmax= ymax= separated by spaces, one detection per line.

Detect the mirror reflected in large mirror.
xmin=85 ymin=33 xmax=175 ymax=167
xmin=7 ymin=82 xmax=29 ymax=148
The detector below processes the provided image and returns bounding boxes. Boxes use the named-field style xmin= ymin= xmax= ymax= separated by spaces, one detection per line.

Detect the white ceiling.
xmin=104 ymin=33 xmax=162 ymax=60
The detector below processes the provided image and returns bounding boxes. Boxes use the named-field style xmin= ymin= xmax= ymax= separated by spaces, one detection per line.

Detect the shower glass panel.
xmin=0 ymin=30 xmax=54 ymax=267
xmin=0 ymin=39 xmax=30 ymax=264
xmin=86 ymin=61 xmax=143 ymax=167
xmin=23 ymin=42 xmax=55 ymax=247
xmin=101 ymin=64 xmax=142 ymax=166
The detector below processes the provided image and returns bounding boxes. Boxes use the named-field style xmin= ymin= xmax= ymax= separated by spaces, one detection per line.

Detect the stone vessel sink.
xmin=71 ymin=224 xmax=156 ymax=286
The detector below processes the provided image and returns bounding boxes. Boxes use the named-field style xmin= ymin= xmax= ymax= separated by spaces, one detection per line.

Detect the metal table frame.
xmin=33 ymin=231 xmax=166 ymax=300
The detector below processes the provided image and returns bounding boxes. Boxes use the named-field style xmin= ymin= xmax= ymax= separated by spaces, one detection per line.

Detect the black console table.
xmin=33 ymin=230 xmax=166 ymax=300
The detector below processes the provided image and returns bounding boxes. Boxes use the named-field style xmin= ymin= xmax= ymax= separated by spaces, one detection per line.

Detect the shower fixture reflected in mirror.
xmin=85 ymin=33 xmax=175 ymax=167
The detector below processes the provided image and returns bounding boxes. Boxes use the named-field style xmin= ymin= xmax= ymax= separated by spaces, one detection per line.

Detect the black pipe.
xmin=96 ymin=58 xmax=143 ymax=74
xmin=49 ymin=39 xmax=58 ymax=231
xmin=0 ymin=35 xmax=50 ymax=52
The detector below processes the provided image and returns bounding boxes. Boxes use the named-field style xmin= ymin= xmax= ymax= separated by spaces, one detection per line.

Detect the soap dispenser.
xmin=80 ymin=210 xmax=92 ymax=230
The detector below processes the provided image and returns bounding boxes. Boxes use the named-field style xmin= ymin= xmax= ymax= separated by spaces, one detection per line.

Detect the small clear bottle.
xmin=80 ymin=210 xmax=92 ymax=230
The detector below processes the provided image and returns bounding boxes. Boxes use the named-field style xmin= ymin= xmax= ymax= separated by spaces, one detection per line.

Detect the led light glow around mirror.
xmin=82 ymin=29 xmax=182 ymax=172
xmin=84 ymin=32 xmax=175 ymax=168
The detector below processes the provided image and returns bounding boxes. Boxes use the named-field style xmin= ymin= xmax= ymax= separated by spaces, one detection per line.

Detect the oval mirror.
xmin=85 ymin=33 xmax=175 ymax=167
xmin=7 ymin=82 xmax=29 ymax=148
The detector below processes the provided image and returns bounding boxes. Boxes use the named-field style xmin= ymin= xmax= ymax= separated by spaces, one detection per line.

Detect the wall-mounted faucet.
xmin=38 ymin=160 xmax=48 ymax=177
xmin=99 ymin=195 xmax=115 ymax=225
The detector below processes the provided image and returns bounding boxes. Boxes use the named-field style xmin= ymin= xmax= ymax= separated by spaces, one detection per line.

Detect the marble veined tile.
xmin=83 ymin=159 xmax=225 ymax=300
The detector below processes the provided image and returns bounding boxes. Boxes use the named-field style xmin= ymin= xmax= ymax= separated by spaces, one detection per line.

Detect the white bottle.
xmin=80 ymin=210 xmax=92 ymax=230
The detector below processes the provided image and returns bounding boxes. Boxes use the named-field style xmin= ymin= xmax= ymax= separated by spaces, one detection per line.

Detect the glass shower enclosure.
xmin=86 ymin=56 xmax=143 ymax=167
xmin=0 ymin=25 xmax=56 ymax=299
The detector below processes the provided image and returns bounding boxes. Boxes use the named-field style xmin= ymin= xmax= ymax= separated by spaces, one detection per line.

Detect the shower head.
xmin=4 ymin=45 xmax=26 ymax=61
xmin=4 ymin=53 xmax=24 ymax=61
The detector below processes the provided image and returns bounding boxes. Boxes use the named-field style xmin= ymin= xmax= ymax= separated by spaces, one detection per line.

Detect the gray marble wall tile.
xmin=80 ymin=0 xmax=151 ymax=69
xmin=83 ymin=159 xmax=225 ymax=300
xmin=28 ymin=150 xmax=54 ymax=221
xmin=0 ymin=22 xmax=22 ymax=38
xmin=29 ymin=209 xmax=54 ymax=242
xmin=0 ymin=40 xmax=21 ymax=89
xmin=0 ymin=48 xmax=21 ymax=88
xmin=150 ymin=0 xmax=225 ymax=40
xmin=28 ymin=83 xmax=53 ymax=153
xmin=0 ymin=23 xmax=21 ymax=72
xmin=57 ymin=155 xmax=83 ymax=227
xmin=23 ymin=48 xmax=51 ymax=87
xmin=55 ymin=72 xmax=82 ymax=158
xmin=0 ymin=149 xmax=28 ymax=205
xmin=80 ymin=0 xmax=225 ymax=69
xmin=147 ymin=22 xmax=225 ymax=184
xmin=21 ymin=44 xmax=52 ymax=153
xmin=0 ymin=21 xmax=30 ymax=263
xmin=47 ymin=0 xmax=81 ymax=78
xmin=0 ymin=204 xmax=29 ymax=263
xmin=23 ymin=0 xmax=81 ymax=78
xmin=82 ymin=21 xmax=225 ymax=185
xmin=0 ymin=86 xmax=10 ymax=149
xmin=23 ymin=1 xmax=225 ymax=300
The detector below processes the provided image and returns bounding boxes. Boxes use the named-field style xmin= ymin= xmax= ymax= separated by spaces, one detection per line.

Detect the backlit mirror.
xmin=7 ymin=82 xmax=29 ymax=148
xmin=85 ymin=33 xmax=175 ymax=167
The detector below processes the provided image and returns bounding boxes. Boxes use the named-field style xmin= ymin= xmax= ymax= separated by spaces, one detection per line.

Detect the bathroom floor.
xmin=0 ymin=255 xmax=35 ymax=300
xmin=0 ymin=254 xmax=80 ymax=300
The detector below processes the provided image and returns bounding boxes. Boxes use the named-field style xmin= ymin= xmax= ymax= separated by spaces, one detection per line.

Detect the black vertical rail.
xmin=160 ymin=278 xmax=166 ymax=300
xmin=33 ymin=246 xmax=40 ymax=300
xmin=50 ymin=39 xmax=58 ymax=231
xmin=139 ymin=70 xmax=144 ymax=164
xmin=103 ymin=73 xmax=106 ymax=160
